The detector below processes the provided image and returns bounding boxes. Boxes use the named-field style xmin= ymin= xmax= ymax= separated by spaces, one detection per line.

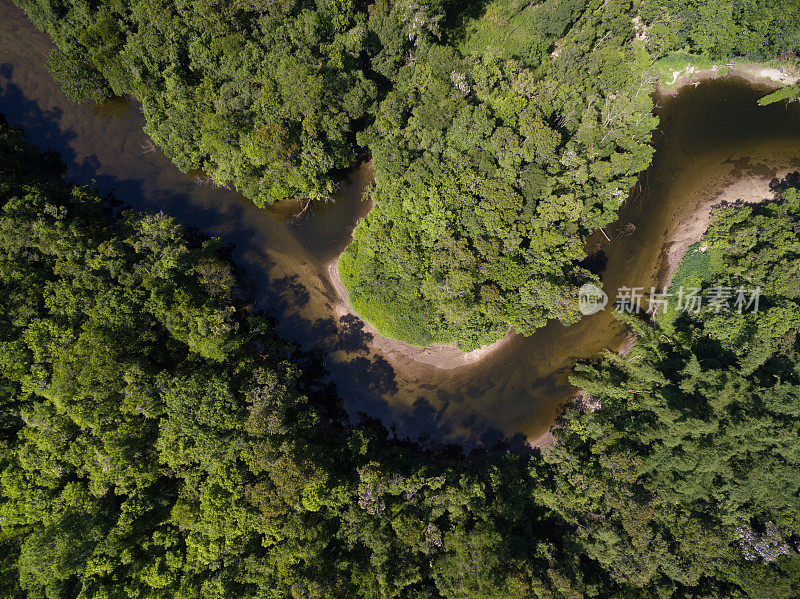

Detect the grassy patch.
xmin=669 ymin=242 xmax=711 ymax=291
xmin=338 ymin=249 xmax=453 ymax=348
xmin=456 ymin=0 xmax=579 ymax=61
xmin=459 ymin=0 xmax=543 ymax=58
xmin=652 ymin=52 xmax=722 ymax=87
xmin=656 ymin=243 xmax=707 ymax=329
xmin=347 ymin=292 xmax=450 ymax=348
xmin=656 ymin=242 xmax=725 ymax=330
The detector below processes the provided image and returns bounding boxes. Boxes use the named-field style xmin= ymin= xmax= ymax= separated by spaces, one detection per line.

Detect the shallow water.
xmin=2 ymin=0 xmax=800 ymax=446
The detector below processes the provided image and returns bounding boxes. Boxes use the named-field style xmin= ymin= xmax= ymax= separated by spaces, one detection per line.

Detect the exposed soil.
xmin=659 ymin=172 xmax=791 ymax=291
xmin=660 ymin=62 xmax=800 ymax=95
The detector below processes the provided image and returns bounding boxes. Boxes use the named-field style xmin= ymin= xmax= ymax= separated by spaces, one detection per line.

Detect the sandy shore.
xmin=325 ymin=172 xmax=791 ymax=376
xmin=532 ymin=171 xmax=794 ymax=451
xmin=326 ymin=259 xmax=514 ymax=370
xmin=659 ymin=173 xmax=791 ymax=291
xmin=658 ymin=62 xmax=800 ymax=96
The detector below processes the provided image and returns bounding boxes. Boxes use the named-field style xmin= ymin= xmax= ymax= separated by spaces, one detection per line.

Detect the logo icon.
xmin=578 ymin=283 xmax=608 ymax=315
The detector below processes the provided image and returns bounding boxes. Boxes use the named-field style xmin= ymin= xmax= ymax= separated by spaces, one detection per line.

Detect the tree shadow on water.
xmin=271 ymin=273 xmax=311 ymax=309
xmin=1 ymin=60 xmax=537 ymax=457
xmin=0 ymin=63 xmax=78 ymax=165
xmin=0 ymin=66 xmax=155 ymax=211
xmin=337 ymin=314 xmax=373 ymax=353
xmin=346 ymin=355 xmax=398 ymax=395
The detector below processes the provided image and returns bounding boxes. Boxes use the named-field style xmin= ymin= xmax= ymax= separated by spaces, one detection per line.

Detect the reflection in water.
xmin=2 ymin=0 xmax=800 ymax=446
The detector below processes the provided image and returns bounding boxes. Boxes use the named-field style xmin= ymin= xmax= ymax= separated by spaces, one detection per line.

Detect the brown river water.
xmin=2 ymin=0 xmax=800 ymax=447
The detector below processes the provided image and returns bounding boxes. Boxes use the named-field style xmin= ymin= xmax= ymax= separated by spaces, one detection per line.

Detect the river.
xmin=2 ymin=0 xmax=800 ymax=447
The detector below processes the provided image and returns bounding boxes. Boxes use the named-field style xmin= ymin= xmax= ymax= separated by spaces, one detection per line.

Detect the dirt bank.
xmin=659 ymin=172 xmax=792 ymax=291
xmin=659 ymin=62 xmax=799 ymax=96
xmin=326 ymin=259 xmax=514 ymax=370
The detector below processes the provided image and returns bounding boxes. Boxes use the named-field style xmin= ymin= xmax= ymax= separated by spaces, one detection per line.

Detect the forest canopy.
xmin=17 ymin=0 xmax=387 ymax=205
xmin=1 ymin=119 xmax=799 ymax=597
xmin=15 ymin=0 xmax=800 ymax=348
xmin=541 ymin=178 xmax=800 ymax=595
xmin=639 ymin=0 xmax=800 ymax=58
xmin=340 ymin=0 xmax=658 ymax=348
xmin=4 ymin=0 xmax=800 ymax=595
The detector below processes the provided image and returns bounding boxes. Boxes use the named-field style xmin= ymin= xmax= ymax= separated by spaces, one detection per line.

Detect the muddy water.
xmin=2 ymin=0 xmax=800 ymax=446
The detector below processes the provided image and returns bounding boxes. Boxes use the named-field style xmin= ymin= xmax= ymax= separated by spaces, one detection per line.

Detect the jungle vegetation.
xmin=18 ymin=0 xmax=383 ymax=205
xmin=639 ymin=0 xmax=800 ymax=58
xmin=541 ymin=177 xmax=800 ymax=597
xmin=1 ymin=111 xmax=800 ymax=597
xmin=759 ymin=84 xmax=800 ymax=106
xmin=340 ymin=0 xmax=658 ymax=348
xmin=15 ymin=0 xmax=800 ymax=348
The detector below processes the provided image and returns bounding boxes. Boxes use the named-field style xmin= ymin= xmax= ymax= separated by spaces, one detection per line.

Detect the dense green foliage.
xmin=0 ymin=119 xmax=580 ymax=599
xmin=19 ymin=0 xmax=387 ymax=205
xmin=43 ymin=47 xmax=109 ymax=104
xmin=17 ymin=0 xmax=800 ymax=348
xmin=2 ymin=118 xmax=800 ymax=597
xmin=342 ymin=0 xmax=800 ymax=348
xmin=640 ymin=0 xmax=800 ymax=58
xmin=539 ymin=183 xmax=800 ymax=596
xmin=341 ymin=0 xmax=658 ymax=348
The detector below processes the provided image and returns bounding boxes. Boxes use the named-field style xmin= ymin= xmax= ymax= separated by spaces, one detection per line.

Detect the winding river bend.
xmin=3 ymin=0 xmax=800 ymax=446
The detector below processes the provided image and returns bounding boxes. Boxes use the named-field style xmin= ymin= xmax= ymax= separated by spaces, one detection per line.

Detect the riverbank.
xmin=326 ymin=259 xmax=514 ymax=370
xmin=658 ymin=171 xmax=793 ymax=292
xmin=657 ymin=60 xmax=800 ymax=95
xmin=532 ymin=170 xmax=797 ymax=451
xmin=324 ymin=170 xmax=794 ymax=378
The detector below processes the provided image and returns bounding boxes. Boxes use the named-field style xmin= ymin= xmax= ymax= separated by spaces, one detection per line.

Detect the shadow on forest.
xmin=442 ymin=0 xmax=493 ymax=45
